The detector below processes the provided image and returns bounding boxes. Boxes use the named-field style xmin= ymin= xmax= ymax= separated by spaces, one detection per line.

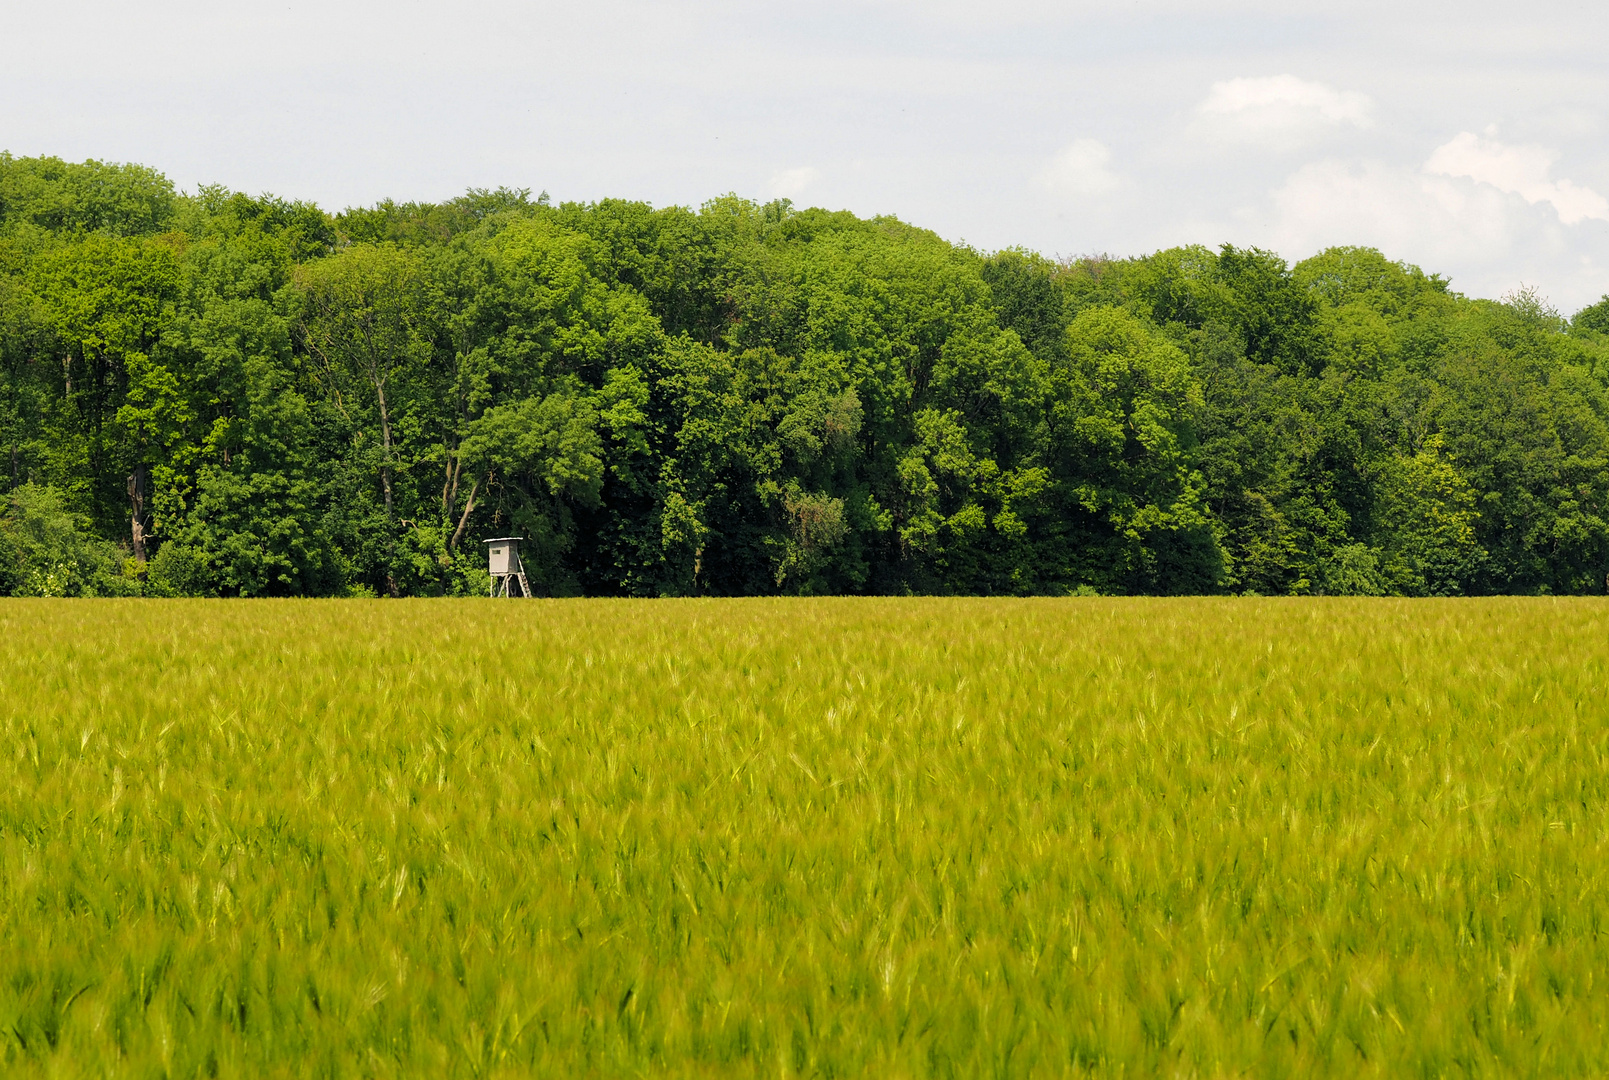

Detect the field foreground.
xmin=2 ymin=597 xmax=1607 ymax=1077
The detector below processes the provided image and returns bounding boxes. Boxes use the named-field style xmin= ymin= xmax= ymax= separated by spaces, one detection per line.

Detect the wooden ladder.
xmin=492 ymin=572 xmax=533 ymax=597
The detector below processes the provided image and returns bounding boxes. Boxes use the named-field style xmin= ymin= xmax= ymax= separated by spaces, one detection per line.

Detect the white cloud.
xmin=1035 ymin=139 xmax=1121 ymax=198
xmin=1196 ymin=75 xmax=1372 ymax=144
xmin=1260 ymin=159 xmax=1517 ymax=266
xmin=1238 ymin=153 xmax=1609 ymax=311
xmin=768 ymin=166 xmax=821 ymax=200
xmin=1424 ymin=131 xmax=1609 ymax=225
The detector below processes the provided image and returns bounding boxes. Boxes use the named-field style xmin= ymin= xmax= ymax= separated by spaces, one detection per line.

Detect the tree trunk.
xmin=375 ymin=379 xmax=395 ymax=522
xmin=443 ymin=454 xmax=462 ymax=516
xmin=449 ymin=477 xmax=479 ymax=551
xmin=373 ymin=378 xmax=401 ymax=597
xmin=127 ymin=464 xmax=147 ymax=564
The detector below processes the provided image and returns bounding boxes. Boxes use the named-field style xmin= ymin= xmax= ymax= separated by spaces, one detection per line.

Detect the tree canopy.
xmin=4 ymin=154 xmax=1608 ymax=596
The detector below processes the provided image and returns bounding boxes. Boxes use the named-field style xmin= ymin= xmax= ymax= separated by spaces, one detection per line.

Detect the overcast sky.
xmin=4 ymin=0 xmax=1607 ymax=311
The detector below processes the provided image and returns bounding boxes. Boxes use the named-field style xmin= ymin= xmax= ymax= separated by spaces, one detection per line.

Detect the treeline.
xmin=3 ymin=152 xmax=1609 ymax=597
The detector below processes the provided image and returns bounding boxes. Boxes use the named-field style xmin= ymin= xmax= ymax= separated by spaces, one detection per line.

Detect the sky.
xmin=3 ymin=0 xmax=1607 ymax=311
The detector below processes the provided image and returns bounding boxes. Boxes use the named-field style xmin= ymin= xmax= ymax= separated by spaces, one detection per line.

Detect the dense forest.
xmin=3 ymin=152 xmax=1609 ymax=598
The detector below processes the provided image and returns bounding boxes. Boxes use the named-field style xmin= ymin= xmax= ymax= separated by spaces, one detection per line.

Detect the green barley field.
xmin=3 ymin=598 xmax=1608 ymax=1077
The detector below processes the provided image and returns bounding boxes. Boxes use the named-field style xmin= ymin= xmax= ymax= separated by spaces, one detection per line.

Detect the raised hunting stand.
xmin=485 ymin=537 xmax=532 ymax=597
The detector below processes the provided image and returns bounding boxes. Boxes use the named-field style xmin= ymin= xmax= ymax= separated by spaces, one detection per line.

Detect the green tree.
xmin=1037 ymin=306 xmax=1220 ymax=592
xmin=1575 ymin=295 xmax=1609 ymax=335
xmin=1431 ymin=346 xmax=1609 ymax=593
xmin=427 ymin=215 xmax=662 ymax=594
xmin=28 ymin=234 xmax=182 ymax=560
xmin=0 ymin=154 xmax=176 ymax=237
xmin=297 ymin=244 xmax=431 ymax=594
xmin=0 ymin=483 xmax=132 ymax=595
xmin=1372 ymin=436 xmax=1484 ymax=595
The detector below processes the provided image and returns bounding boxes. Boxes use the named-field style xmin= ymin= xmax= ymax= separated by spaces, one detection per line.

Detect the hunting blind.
xmin=485 ymin=537 xmax=532 ymax=597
